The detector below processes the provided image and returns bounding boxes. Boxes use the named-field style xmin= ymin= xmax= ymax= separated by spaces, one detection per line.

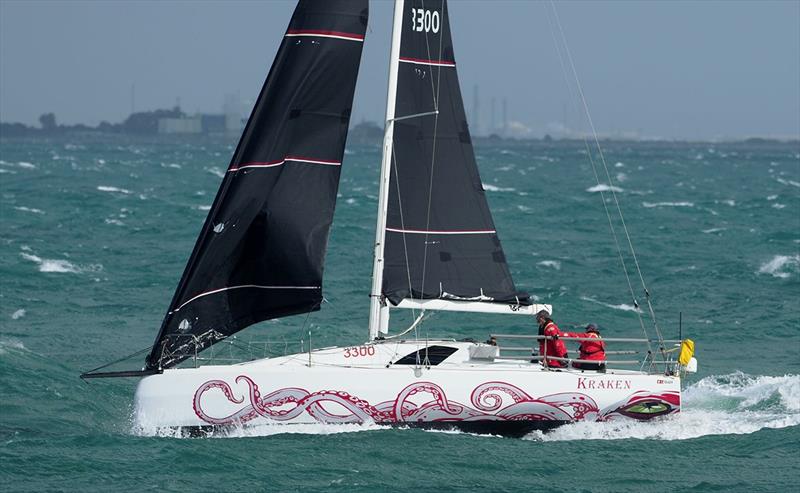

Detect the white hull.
xmin=134 ymin=341 xmax=680 ymax=436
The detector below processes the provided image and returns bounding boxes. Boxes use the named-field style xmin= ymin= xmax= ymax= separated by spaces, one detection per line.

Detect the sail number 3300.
xmin=343 ymin=346 xmax=376 ymax=358
xmin=410 ymin=8 xmax=440 ymax=33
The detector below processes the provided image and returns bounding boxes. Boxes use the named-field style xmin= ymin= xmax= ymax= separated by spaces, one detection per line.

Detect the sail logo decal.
xmin=399 ymin=57 xmax=455 ymax=68
xmin=285 ymin=30 xmax=364 ymax=42
xmin=173 ymin=284 xmax=320 ymax=313
xmin=229 ymin=156 xmax=341 ymax=172
xmin=386 ymin=227 xmax=495 ymax=235
xmin=410 ymin=8 xmax=440 ymax=33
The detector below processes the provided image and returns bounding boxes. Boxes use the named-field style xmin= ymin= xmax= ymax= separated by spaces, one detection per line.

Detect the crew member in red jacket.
xmin=535 ymin=310 xmax=568 ymax=368
xmin=567 ymin=323 xmax=606 ymax=371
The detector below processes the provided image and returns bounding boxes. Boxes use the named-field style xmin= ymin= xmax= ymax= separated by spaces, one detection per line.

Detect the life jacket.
xmin=538 ymin=320 xmax=568 ymax=368
xmin=579 ymin=332 xmax=605 ymax=362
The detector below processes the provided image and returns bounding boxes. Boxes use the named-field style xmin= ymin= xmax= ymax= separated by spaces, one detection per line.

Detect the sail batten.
xmin=146 ymin=0 xmax=368 ymax=370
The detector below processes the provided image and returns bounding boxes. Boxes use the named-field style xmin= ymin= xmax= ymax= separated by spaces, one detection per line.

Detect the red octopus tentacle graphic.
xmin=297 ymin=391 xmax=385 ymax=424
xmin=393 ymin=382 xmax=461 ymax=421
xmin=193 ymin=380 xmax=260 ymax=425
xmin=470 ymin=382 xmax=534 ymax=411
xmin=538 ymin=393 xmax=600 ymax=420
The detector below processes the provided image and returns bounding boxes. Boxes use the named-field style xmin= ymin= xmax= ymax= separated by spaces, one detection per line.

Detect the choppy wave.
xmin=0 ymin=338 xmax=27 ymax=355
xmin=537 ymin=260 xmax=561 ymax=270
xmin=586 ymin=184 xmax=623 ymax=193
xmin=482 ymin=184 xmax=516 ymax=192
xmin=97 ymin=185 xmax=132 ymax=194
xmin=20 ymin=251 xmax=102 ymax=274
xmin=10 ymin=309 xmax=26 ymax=320
xmin=757 ymin=254 xmax=800 ymax=279
xmin=642 ymin=201 xmax=694 ymax=208
xmin=528 ymin=373 xmax=800 ymax=441
xmin=580 ymin=295 xmax=640 ymax=313
xmin=14 ymin=206 xmax=45 ymax=214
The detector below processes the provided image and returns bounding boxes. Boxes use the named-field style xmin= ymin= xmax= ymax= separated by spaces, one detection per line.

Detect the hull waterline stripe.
xmin=174 ymin=284 xmax=320 ymax=312
xmin=399 ymin=57 xmax=456 ymax=67
xmin=285 ymin=30 xmax=364 ymax=42
xmin=229 ymin=156 xmax=341 ymax=172
xmin=386 ymin=227 xmax=496 ymax=235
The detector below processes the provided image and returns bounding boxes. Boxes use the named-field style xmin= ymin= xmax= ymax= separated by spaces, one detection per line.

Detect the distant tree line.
xmin=0 ymin=107 xmax=185 ymax=137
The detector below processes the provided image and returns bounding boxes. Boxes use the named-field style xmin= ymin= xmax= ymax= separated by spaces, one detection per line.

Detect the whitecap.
xmin=772 ymin=203 xmax=786 ymax=209
xmin=757 ymin=254 xmax=800 ymax=279
xmin=14 ymin=206 xmax=45 ymax=214
xmin=615 ymin=172 xmax=627 ymax=183
xmin=20 ymin=251 xmax=101 ymax=274
xmin=11 ymin=309 xmax=25 ymax=320
xmin=0 ymin=338 xmax=26 ymax=355
xmin=346 ymin=198 xmax=357 ymax=205
xmin=196 ymin=205 xmax=212 ymax=211
xmin=17 ymin=161 xmax=36 ymax=169
xmin=482 ymin=184 xmax=516 ymax=192
xmin=614 ymin=162 xmax=624 ymax=168
xmin=701 ymin=227 xmax=726 ymax=234
xmin=767 ymin=195 xmax=778 ymax=201
xmin=104 ymin=218 xmax=125 ymax=226
xmin=642 ymin=201 xmax=694 ymax=208
xmin=721 ymin=199 xmax=735 ymax=207
xmin=97 ymin=185 xmax=132 ymax=194
xmin=586 ymin=184 xmax=623 ymax=193
xmin=580 ymin=296 xmax=640 ymax=313
xmin=0 ymin=169 xmax=15 ymax=174
xmin=206 ymin=167 xmax=225 ymax=178
xmin=777 ymin=178 xmax=800 ymax=188
xmin=537 ymin=260 xmax=561 ymax=270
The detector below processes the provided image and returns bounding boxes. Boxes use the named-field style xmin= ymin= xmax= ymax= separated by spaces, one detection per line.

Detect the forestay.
xmin=380 ymin=0 xmax=529 ymax=307
xmin=146 ymin=0 xmax=369 ymax=370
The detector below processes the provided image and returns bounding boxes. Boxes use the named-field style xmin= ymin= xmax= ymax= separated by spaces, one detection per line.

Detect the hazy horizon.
xmin=1 ymin=0 xmax=798 ymax=140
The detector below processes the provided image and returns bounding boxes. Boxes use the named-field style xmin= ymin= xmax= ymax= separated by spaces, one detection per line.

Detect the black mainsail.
xmin=145 ymin=0 xmax=369 ymax=370
xmin=380 ymin=0 xmax=528 ymax=306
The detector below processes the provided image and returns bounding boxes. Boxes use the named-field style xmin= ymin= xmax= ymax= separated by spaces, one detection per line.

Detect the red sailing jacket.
xmin=565 ymin=331 xmax=606 ymax=363
xmin=538 ymin=321 xmax=568 ymax=368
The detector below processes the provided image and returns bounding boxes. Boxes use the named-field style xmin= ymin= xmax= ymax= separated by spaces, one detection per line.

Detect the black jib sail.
xmin=382 ymin=0 xmax=528 ymax=306
xmin=145 ymin=0 xmax=368 ymax=370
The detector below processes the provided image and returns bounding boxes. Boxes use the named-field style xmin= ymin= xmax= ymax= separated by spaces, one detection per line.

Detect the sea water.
xmin=1 ymin=136 xmax=798 ymax=491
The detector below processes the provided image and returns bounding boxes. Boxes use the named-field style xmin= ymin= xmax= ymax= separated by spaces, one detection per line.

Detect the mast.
xmin=368 ymin=0 xmax=405 ymax=340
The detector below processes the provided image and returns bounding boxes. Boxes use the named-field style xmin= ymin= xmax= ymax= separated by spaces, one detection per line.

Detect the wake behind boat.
xmin=83 ymin=0 xmax=697 ymax=437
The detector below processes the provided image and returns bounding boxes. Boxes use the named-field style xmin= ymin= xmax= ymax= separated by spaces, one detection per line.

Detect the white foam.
xmin=345 ymin=198 xmax=357 ymax=205
xmin=615 ymin=172 xmax=627 ymax=183
xmin=642 ymin=201 xmax=694 ymax=208
xmin=772 ymin=203 xmax=786 ymax=209
xmin=14 ymin=206 xmax=45 ymax=214
xmin=196 ymin=205 xmax=212 ymax=211
xmin=0 ymin=338 xmax=26 ymax=355
xmin=17 ymin=161 xmax=36 ymax=169
xmin=104 ymin=218 xmax=125 ymax=226
xmin=757 ymin=254 xmax=800 ymax=279
xmin=10 ymin=309 xmax=25 ymax=320
xmin=134 ymin=420 xmax=386 ymax=439
xmin=527 ymin=373 xmax=800 ymax=442
xmin=483 ymin=184 xmax=516 ymax=192
xmin=702 ymin=227 xmax=726 ymax=234
xmin=537 ymin=260 xmax=561 ymax=270
xmin=20 ymin=251 xmax=101 ymax=274
xmin=721 ymin=199 xmax=736 ymax=207
xmin=580 ymin=296 xmax=640 ymax=313
xmin=97 ymin=186 xmax=132 ymax=194
xmin=206 ymin=167 xmax=225 ymax=178
xmin=767 ymin=195 xmax=778 ymax=201
xmin=586 ymin=184 xmax=623 ymax=193
xmin=776 ymin=178 xmax=800 ymax=188
xmin=614 ymin=162 xmax=624 ymax=168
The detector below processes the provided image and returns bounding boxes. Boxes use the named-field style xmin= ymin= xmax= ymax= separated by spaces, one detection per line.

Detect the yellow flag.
xmin=679 ymin=339 xmax=695 ymax=366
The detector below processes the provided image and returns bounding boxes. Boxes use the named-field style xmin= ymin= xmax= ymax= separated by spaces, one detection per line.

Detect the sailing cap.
xmin=536 ymin=309 xmax=550 ymax=319
xmin=586 ymin=323 xmax=600 ymax=333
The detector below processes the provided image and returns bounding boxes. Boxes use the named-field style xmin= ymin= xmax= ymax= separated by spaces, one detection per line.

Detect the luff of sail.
xmin=382 ymin=0 xmax=529 ymax=306
xmin=146 ymin=0 xmax=369 ymax=370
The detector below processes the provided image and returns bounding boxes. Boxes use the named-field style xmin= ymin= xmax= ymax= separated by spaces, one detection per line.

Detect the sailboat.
xmin=83 ymin=0 xmax=694 ymax=437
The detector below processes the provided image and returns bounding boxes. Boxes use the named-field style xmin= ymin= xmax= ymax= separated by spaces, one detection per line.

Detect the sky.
xmin=1 ymin=0 xmax=798 ymax=140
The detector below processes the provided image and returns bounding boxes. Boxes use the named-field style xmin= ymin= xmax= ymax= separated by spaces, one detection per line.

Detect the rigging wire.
xmin=546 ymin=1 xmax=665 ymax=358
